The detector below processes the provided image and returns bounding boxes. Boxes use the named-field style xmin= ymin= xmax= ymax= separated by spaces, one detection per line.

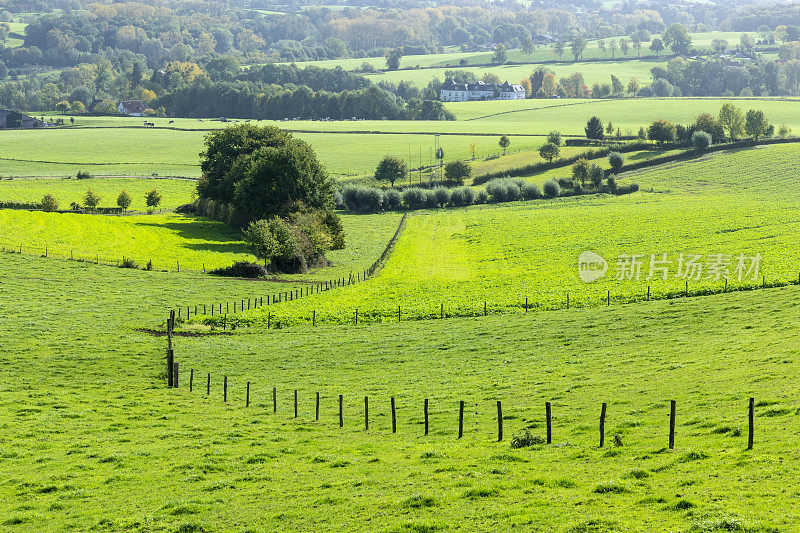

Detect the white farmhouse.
xmin=440 ymin=79 xmax=525 ymax=102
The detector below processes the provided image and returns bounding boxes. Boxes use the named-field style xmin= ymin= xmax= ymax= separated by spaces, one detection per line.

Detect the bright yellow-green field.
xmin=218 ymin=143 xmax=800 ymax=326
xmin=0 ymin=176 xmax=198 ymax=211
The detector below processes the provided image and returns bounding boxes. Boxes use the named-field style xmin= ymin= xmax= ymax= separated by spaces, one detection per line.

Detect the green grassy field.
xmin=215 ymin=143 xmax=800 ymax=327
xmin=0 ymin=209 xmax=403 ymax=278
xmin=0 ymin=176 xmax=198 ymax=211
xmin=1 ymin=249 xmax=798 ymax=531
xmin=13 ymin=99 xmax=799 ymax=180
xmin=4 ymin=21 xmax=27 ymax=48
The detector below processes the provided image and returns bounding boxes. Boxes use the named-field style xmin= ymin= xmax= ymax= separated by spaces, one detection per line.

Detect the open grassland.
xmin=0 ymin=209 xmax=402 ymax=279
xmin=0 ymin=250 xmax=798 ymax=531
xmin=0 ymin=176 xmax=197 ymax=211
xmin=4 ymin=21 xmax=27 ymax=48
xmin=221 ymin=144 xmax=800 ymax=327
xmin=11 ymin=98 xmax=800 ymax=179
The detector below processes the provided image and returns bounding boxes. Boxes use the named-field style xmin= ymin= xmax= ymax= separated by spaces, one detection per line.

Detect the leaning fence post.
xmin=189 ymin=369 xmax=194 ymax=392
xmin=316 ymin=392 xmax=320 ymax=421
xmin=497 ymin=400 xmax=503 ymax=442
xmin=669 ymin=400 xmax=676 ymax=449
xmin=223 ymin=376 xmax=228 ymax=403
xmin=546 ymin=402 xmax=552 ymax=444
xmin=339 ymin=394 xmax=344 ymax=428
xmin=458 ymin=400 xmax=464 ymax=439
xmin=600 ymin=402 xmax=607 ymax=447
xmin=364 ymin=396 xmax=369 ymax=431
xmin=748 ymin=397 xmax=755 ymax=450
xmin=206 ymin=373 xmax=210 ymax=395
xmin=246 ymin=381 xmax=250 ymax=408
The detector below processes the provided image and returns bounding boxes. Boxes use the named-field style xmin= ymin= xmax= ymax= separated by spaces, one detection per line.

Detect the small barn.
xmin=0 ymin=110 xmax=40 ymax=129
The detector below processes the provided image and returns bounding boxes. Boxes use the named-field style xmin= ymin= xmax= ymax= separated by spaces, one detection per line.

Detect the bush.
xmin=607 ymin=176 xmax=617 ymax=190
xmin=117 ymin=190 xmax=132 ymax=211
xmin=358 ymin=187 xmax=384 ymax=212
xmin=175 ymin=203 xmax=196 ymax=214
xmin=120 ymin=257 xmax=138 ymax=269
xmin=692 ymin=130 xmax=712 ymax=151
xmin=475 ymin=189 xmax=488 ymax=204
xmin=385 ymin=189 xmax=402 ymax=210
xmin=510 ymin=429 xmax=545 ymax=449
xmin=462 ymin=186 xmax=476 ymax=205
xmin=590 ymin=164 xmax=604 ymax=188
xmin=40 ymin=194 xmax=59 ymax=212
xmin=76 ymin=170 xmax=91 ymax=179
xmin=209 ymin=261 xmax=268 ymax=278
xmin=402 ymin=187 xmax=425 ymax=209
xmin=608 ymin=151 xmax=624 ymax=173
xmin=522 ymin=182 xmax=542 ymax=200
xmin=433 ymin=187 xmax=450 ymax=207
xmin=423 ymin=189 xmax=438 ymax=208
xmin=557 ymin=178 xmax=573 ymax=189
xmin=543 ymin=179 xmax=561 ymax=198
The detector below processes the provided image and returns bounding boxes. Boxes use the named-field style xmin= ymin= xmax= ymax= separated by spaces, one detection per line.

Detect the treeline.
xmin=154 ymin=82 xmax=453 ymax=121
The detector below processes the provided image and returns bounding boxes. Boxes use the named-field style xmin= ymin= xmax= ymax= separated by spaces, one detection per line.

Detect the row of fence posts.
xmin=172 ymin=273 xmax=791 ymax=330
xmin=165 ymin=364 xmax=757 ymax=450
xmin=174 ymin=270 xmax=373 ymax=327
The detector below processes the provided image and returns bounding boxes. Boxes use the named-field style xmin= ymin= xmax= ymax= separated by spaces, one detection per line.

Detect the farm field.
xmin=12 ymin=98 xmax=800 ymax=180
xmin=1 ymin=249 xmax=798 ymax=531
xmin=0 ymin=208 xmax=403 ymax=278
xmin=4 ymin=21 xmax=27 ymax=48
xmin=0 ymin=176 xmax=198 ymax=211
xmin=216 ymin=143 xmax=800 ymax=327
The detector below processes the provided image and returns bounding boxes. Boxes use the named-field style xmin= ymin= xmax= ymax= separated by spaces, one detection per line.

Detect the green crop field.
xmin=0 ymin=176 xmax=198 ymax=211
xmin=1 ymin=248 xmax=798 ymax=531
xmin=209 ymin=143 xmax=800 ymax=327
xmin=0 ymin=209 xmax=403 ymax=278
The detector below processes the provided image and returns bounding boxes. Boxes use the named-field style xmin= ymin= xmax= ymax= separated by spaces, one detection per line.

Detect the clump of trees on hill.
xmin=197 ymin=124 xmax=345 ymax=273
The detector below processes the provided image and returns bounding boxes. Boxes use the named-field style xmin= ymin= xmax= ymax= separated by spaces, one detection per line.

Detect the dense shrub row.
xmin=338 ymin=179 xmax=638 ymax=213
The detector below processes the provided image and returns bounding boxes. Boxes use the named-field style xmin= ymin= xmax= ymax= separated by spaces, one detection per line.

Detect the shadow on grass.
xmin=132 ymin=218 xmax=251 ymax=254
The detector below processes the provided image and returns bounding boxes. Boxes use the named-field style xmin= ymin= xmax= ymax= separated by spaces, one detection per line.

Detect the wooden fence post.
xmin=546 ymin=402 xmax=552 ymax=444
xmin=294 ymin=390 xmax=298 ymax=418
xmin=339 ymin=394 xmax=344 ymax=428
xmin=273 ymin=387 xmax=277 ymax=413
xmin=312 ymin=310 xmax=316 ymax=327
xmin=398 ymin=305 xmax=401 ymax=322
xmin=316 ymin=392 xmax=320 ymax=421
xmin=458 ymin=400 xmax=464 ymax=439
xmin=600 ymin=402 xmax=607 ymax=447
xmin=391 ymin=397 xmax=397 ymax=433
xmin=566 ymin=294 xmax=570 ymax=309
xmin=525 ymin=297 xmax=528 ymax=312
xmin=647 ymin=285 xmax=651 ymax=301
xmin=748 ymin=397 xmax=754 ymax=450
xmin=440 ymin=303 xmax=444 ymax=319
xmin=669 ymin=400 xmax=676 ymax=450
xmin=166 ymin=349 xmax=174 ymax=387
xmin=189 ymin=369 xmax=194 ymax=392
xmin=497 ymin=400 xmax=503 ymax=442
xmin=484 ymin=301 xmax=487 ymax=316
xmin=354 ymin=308 xmax=358 ymax=325
xmin=223 ymin=376 xmax=228 ymax=403
xmin=207 ymin=373 xmax=210 ymax=395
xmin=173 ymin=362 xmax=178 ymax=388
xmin=246 ymin=381 xmax=250 ymax=408
xmin=607 ymin=290 xmax=610 ymax=306
xmin=424 ymin=398 xmax=429 ymax=436
xmin=364 ymin=396 xmax=369 ymax=431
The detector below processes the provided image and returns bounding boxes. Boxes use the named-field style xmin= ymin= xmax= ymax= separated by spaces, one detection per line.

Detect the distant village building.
xmin=439 ymin=79 xmax=526 ymax=102
xmin=117 ymin=100 xmax=148 ymax=116
xmin=0 ymin=109 xmax=42 ymax=129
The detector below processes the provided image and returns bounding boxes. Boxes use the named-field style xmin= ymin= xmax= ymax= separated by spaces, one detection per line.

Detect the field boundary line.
xmin=366 ymin=212 xmax=409 ymax=278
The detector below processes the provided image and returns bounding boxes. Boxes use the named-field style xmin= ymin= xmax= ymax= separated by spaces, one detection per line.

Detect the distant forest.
xmin=1 ymin=0 xmax=800 ymax=118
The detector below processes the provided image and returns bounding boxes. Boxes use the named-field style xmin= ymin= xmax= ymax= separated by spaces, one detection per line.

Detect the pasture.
xmin=0 ymin=209 xmax=403 ymax=278
xmin=0 ymin=176 xmax=197 ymax=211
xmin=215 ymin=143 xmax=800 ymax=327
xmin=0 ymin=249 xmax=797 ymax=531
xmin=11 ymin=98 xmax=800 ymax=180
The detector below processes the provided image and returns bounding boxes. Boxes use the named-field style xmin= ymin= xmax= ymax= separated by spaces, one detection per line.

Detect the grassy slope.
xmin=0 ymin=210 xmax=403 ymax=278
xmin=0 ymin=176 xmax=197 ymax=211
xmin=231 ymin=143 xmax=800 ymax=325
xmin=0 ymin=250 xmax=797 ymax=532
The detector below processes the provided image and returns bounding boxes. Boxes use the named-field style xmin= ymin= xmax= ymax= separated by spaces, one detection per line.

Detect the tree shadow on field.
xmin=133 ymin=219 xmax=250 ymax=254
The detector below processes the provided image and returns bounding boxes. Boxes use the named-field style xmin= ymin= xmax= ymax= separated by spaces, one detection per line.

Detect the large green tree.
xmin=198 ymin=124 xmax=334 ymax=224
xmin=744 ymin=109 xmax=770 ymax=140
xmin=662 ymin=24 xmax=692 ymax=55
xmin=374 ymin=156 xmax=407 ymax=187
xmin=718 ymin=103 xmax=745 ymax=139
